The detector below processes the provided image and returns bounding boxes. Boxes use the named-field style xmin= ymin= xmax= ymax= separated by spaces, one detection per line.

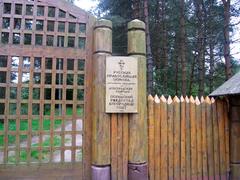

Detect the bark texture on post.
xmin=230 ymin=96 xmax=240 ymax=180
xmin=128 ymin=19 xmax=148 ymax=180
xmin=92 ymin=19 xmax=112 ymax=180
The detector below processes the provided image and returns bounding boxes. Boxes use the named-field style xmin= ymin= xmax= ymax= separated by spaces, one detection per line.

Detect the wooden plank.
xmin=92 ymin=19 xmax=112 ymax=165
xmin=148 ymin=95 xmax=155 ymax=180
xmin=154 ymin=95 xmax=161 ymax=180
xmin=128 ymin=20 xmax=147 ymax=164
xmin=180 ymin=96 xmax=186 ymax=180
xmin=185 ymin=97 xmax=191 ymax=180
xmin=160 ymin=96 xmax=168 ymax=180
xmin=212 ymin=98 xmax=220 ymax=180
xmin=167 ymin=96 xmax=174 ymax=180
xmin=117 ymin=114 xmax=123 ymax=180
xmin=50 ymin=57 xmax=56 ymax=163
xmin=206 ymin=97 xmax=215 ymax=179
xmin=173 ymin=96 xmax=180 ymax=179
xmin=223 ymin=100 xmax=230 ymax=177
xmin=201 ymin=97 xmax=208 ymax=180
xmin=206 ymin=97 xmax=214 ymax=179
xmin=83 ymin=15 xmax=95 ymax=179
xmin=216 ymin=100 xmax=227 ymax=179
xmin=195 ymin=97 xmax=202 ymax=179
xmin=111 ymin=114 xmax=118 ymax=180
xmin=122 ymin=114 xmax=128 ymax=180
xmin=190 ymin=96 xmax=197 ymax=179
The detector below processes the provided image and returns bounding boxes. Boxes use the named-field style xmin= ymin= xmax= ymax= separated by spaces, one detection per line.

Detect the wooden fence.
xmin=148 ymin=95 xmax=230 ymax=180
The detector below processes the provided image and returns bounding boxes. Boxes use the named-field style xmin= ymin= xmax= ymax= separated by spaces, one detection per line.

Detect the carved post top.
xmin=128 ymin=19 xmax=145 ymax=31
xmin=93 ymin=19 xmax=112 ymax=54
xmin=94 ymin=19 xmax=112 ymax=29
xmin=128 ymin=19 xmax=146 ymax=56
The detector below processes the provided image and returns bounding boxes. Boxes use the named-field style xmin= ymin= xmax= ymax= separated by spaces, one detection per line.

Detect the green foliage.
xmin=95 ymin=0 xmax=240 ymax=96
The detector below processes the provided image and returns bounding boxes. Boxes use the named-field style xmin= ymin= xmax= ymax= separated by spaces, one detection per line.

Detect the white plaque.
xmin=106 ymin=56 xmax=138 ymax=113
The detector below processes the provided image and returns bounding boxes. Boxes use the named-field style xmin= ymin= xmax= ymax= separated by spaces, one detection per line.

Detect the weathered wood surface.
xmin=230 ymin=97 xmax=240 ymax=180
xmin=110 ymin=113 xmax=129 ymax=180
xmin=128 ymin=19 xmax=148 ymax=163
xmin=148 ymin=96 xmax=230 ymax=180
xmin=92 ymin=19 xmax=112 ymax=165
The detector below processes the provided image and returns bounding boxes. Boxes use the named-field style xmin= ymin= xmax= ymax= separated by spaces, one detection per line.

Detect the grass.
xmin=7 ymin=136 xmax=62 ymax=163
xmin=0 ymin=107 xmax=83 ymax=146
xmin=7 ymin=136 xmax=83 ymax=163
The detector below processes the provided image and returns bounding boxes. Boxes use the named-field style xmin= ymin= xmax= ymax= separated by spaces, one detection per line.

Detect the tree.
xmin=95 ymin=0 xmax=240 ymax=96
xmin=222 ymin=0 xmax=232 ymax=79
xmin=179 ymin=0 xmax=187 ymax=96
xmin=144 ymin=0 xmax=154 ymax=94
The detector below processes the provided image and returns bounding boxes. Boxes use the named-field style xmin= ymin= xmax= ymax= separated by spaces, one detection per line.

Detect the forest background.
xmin=70 ymin=0 xmax=240 ymax=97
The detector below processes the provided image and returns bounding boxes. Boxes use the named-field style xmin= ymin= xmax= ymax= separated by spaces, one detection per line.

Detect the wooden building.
xmin=210 ymin=71 xmax=240 ymax=180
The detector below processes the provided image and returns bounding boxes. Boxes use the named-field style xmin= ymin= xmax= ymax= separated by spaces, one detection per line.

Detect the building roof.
xmin=210 ymin=71 xmax=240 ymax=96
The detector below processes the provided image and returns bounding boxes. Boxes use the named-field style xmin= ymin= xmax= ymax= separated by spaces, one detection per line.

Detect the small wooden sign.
xmin=106 ymin=56 xmax=138 ymax=113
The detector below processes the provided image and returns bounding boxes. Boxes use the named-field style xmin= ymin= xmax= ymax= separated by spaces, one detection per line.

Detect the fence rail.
xmin=148 ymin=95 xmax=230 ymax=180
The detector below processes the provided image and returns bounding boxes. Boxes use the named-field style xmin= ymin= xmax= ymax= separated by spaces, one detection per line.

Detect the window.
xmin=45 ymin=74 xmax=52 ymax=84
xmin=58 ymin=22 xmax=65 ymax=32
xmin=14 ymin=18 xmax=21 ymax=30
xmin=1 ymin=32 xmax=9 ymax=44
xmin=57 ymin=36 xmax=64 ymax=47
xmin=46 ymin=35 xmax=54 ymax=46
xmin=45 ymin=58 xmax=52 ymax=69
xmin=11 ymin=56 xmax=19 ymax=68
xmin=67 ymin=59 xmax=74 ymax=70
xmin=33 ymin=73 xmax=41 ymax=84
xmin=69 ymin=23 xmax=76 ymax=33
xmin=15 ymin=4 xmax=22 ymax=15
xmin=56 ymin=59 xmax=63 ymax=70
xmin=4 ymin=3 xmax=11 ymax=14
xmin=0 ymin=87 xmax=6 ymax=99
xmin=35 ymin=34 xmax=43 ymax=45
xmin=23 ymin=57 xmax=31 ymax=69
xmin=78 ymin=37 xmax=86 ymax=49
xmin=0 ymin=72 xmax=6 ymax=83
xmin=0 ymin=56 xmax=8 ymax=67
xmin=24 ymin=34 xmax=32 ymax=45
xmin=59 ymin=10 xmax=66 ymax=18
xmin=25 ymin=19 xmax=33 ymax=30
xmin=34 ymin=57 xmax=41 ymax=69
xmin=2 ymin=18 xmax=10 ymax=29
xmin=48 ymin=7 xmax=55 ymax=17
xmin=79 ymin=23 xmax=86 ymax=33
xmin=56 ymin=74 xmax=63 ymax=85
xmin=13 ymin=33 xmax=20 ymax=44
xmin=37 ymin=6 xmax=44 ymax=16
xmin=78 ymin=59 xmax=85 ymax=71
xmin=68 ymin=37 xmax=75 ymax=48
xmin=26 ymin=5 xmax=33 ymax=15
xmin=47 ymin=21 xmax=54 ymax=31
xmin=36 ymin=20 xmax=44 ymax=31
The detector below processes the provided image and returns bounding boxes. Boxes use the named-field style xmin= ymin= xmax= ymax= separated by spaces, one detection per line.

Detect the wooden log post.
xmin=229 ymin=96 xmax=240 ymax=180
xmin=92 ymin=19 xmax=112 ymax=180
xmin=127 ymin=19 xmax=148 ymax=180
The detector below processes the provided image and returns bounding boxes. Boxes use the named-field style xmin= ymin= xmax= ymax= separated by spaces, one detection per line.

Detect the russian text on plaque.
xmin=105 ymin=56 xmax=138 ymax=113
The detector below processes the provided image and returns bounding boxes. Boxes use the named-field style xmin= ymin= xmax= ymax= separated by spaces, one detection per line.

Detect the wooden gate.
xmin=0 ymin=0 xmax=95 ymax=179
